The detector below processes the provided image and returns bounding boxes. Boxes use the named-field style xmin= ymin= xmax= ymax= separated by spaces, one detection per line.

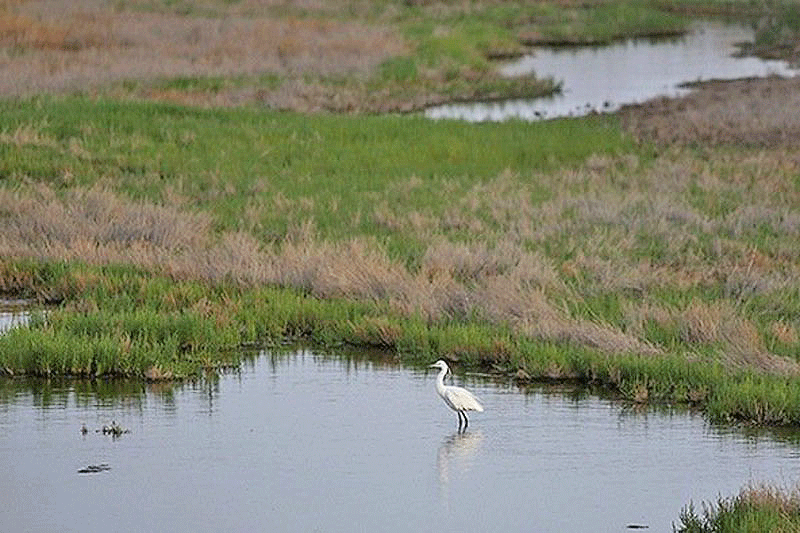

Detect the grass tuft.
xmin=676 ymin=484 xmax=800 ymax=533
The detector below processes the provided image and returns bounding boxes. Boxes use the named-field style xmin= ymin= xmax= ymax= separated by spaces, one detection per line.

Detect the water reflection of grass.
xmin=0 ymin=373 xmax=174 ymax=410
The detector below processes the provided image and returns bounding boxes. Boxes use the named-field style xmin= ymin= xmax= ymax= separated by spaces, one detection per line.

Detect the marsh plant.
xmin=676 ymin=484 xmax=800 ymax=533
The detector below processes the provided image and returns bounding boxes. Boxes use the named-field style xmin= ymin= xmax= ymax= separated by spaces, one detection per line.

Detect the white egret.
xmin=430 ymin=360 xmax=484 ymax=431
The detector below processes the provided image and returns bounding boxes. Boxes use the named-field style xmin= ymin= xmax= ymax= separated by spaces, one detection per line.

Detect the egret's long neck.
xmin=435 ymin=367 xmax=448 ymax=398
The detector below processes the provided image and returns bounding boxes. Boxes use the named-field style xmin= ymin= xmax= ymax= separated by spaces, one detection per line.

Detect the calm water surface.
xmin=426 ymin=21 xmax=797 ymax=122
xmin=2 ymin=351 xmax=800 ymax=533
xmin=0 ymin=299 xmax=31 ymax=334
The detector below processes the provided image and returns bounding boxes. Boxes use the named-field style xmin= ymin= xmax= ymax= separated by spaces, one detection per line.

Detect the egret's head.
xmin=430 ymin=360 xmax=449 ymax=372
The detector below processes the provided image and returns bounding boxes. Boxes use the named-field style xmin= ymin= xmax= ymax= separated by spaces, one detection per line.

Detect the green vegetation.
xmin=3 ymin=256 xmax=800 ymax=431
xmin=1 ymin=92 xmax=800 ymax=430
xmin=515 ymin=1 xmax=687 ymax=45
xmin=676 ymin=485 xmax=800 ymax=533
xmin=151 ymin=73 xmax=283 ymax=94
xmin=739 ymin=1 xmax=800 ymax=63
xmin=0 ymin=262 xmax=379 ymax=378
xmin=0 ymin=95 xmax=630 ymax=252
xmin=4 ymin=0 xmax=799 ymax=111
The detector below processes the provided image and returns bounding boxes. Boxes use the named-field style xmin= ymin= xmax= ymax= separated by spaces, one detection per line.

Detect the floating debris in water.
xmin=90 ymin=421 xmax=130 ymax=437
xmin=102 ymin=421 xmax=128 ymax=437
xmin=80 ymin=424 xmax=88 ymax=435
xmin=77 ymin=463 xmax=111 ymax=474
xmin=626 ymin=524 xmax=649 ymax=529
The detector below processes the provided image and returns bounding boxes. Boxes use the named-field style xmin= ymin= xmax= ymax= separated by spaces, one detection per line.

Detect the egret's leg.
xmin=456 ymin=411 xmax=464 ymax=431
xmin=463 ymin=412 xmax=469 ymax=430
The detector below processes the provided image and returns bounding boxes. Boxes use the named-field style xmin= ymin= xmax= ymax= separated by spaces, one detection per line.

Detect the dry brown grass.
xmin=358 ymin=147 xmax=800 ymax=372
xmin=677 ymin=299 xmax=799 ymax=374
xmin=0 ymin=184 xmax=212 ymax=254
xmin=739 ymin=483 xmax=800 ymax=518
xmin=255 ymin=76 xmax=527 ymax=113
xmin=1 ymin=9 xmax=118 ymax=49
xmin=622 ymin=298 xmax=800 ymax=376
xmin=0 ymin=1 xmax=403 ymax=98
xmin=0 ymin=0 xmax=557 ymax=112
xmin=772 ymin=321 xmax=799 ymax=345
xmin=0 ymin=182 xmax=660 ymax=357
xmin=344 ymin=143 xmax=800 ymax=370
xmin=2 ymin=150 xmax=799 ymax=373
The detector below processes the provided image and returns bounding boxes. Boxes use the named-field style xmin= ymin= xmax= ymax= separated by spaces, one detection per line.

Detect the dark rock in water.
xmin=78 ymin=464 xmax=111 ymax=474
xmin=626 ymin=525 xmax=649 ymax=529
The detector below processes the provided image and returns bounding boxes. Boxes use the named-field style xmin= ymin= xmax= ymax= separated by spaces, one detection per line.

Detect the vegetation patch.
xmin=10 ymin=0 xmax=797 ymax=111
xmin=620 ymin=76 xmax=800 ymax=148
xmin=736 ymin=1 xmax=800 ymax=64
xmin=676 ymin=484 xmax=800 ymax=533
xmin=1 ymin=93 xmax=800 ymax=428
xmin=516 ymin=2 xmax=687 ymax=46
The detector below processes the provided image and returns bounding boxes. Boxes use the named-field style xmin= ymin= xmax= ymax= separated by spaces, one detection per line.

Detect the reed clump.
xmin=676 ymin=484 xmax=800 ymax=533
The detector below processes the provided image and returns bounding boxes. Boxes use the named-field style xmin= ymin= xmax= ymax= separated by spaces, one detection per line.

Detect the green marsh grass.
xmin=0 ymin=95 xmax=631 ymax=250
xmin=5 ymin=259 xmax=799 ymax=424
xmin=530 ymin=2 xmax=687 ymax=44
xmin=2 ymin=95 xmax=800 ymax=426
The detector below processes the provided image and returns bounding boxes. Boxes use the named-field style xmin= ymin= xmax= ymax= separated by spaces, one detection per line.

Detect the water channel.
xmin=426 ymin=21 xmax=798 ymax=122
xmin=2 ymin=350 xmax=800 ymax=533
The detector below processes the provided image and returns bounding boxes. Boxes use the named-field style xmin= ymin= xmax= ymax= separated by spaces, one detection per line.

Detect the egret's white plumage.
xmin=430 ymin=360 xmax=483 ymax=431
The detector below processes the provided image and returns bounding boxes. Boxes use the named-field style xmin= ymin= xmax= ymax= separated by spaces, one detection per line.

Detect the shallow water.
xmin=426 ymin=21 xmax=797 ymax=122
xmin=2 ymin=350 xmax=800 ymax=533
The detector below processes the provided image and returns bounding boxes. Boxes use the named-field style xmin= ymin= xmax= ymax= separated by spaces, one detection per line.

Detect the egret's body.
xmin=430 ymin=360 xmax=483 ymax=431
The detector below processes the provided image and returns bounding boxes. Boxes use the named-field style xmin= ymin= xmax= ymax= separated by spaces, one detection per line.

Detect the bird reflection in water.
xmin=437 ymin=430 xmax=484 ymax=508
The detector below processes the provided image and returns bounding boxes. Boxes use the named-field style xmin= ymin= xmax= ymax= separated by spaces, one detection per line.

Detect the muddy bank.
xmin=619 ymin=75 xmax=800 ymax=148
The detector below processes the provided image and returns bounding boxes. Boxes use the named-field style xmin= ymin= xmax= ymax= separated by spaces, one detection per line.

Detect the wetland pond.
xmin=3 ymin=350 xmax=800 ymax=533
xmin=426 ymin=21 xmax=797 ymax=122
